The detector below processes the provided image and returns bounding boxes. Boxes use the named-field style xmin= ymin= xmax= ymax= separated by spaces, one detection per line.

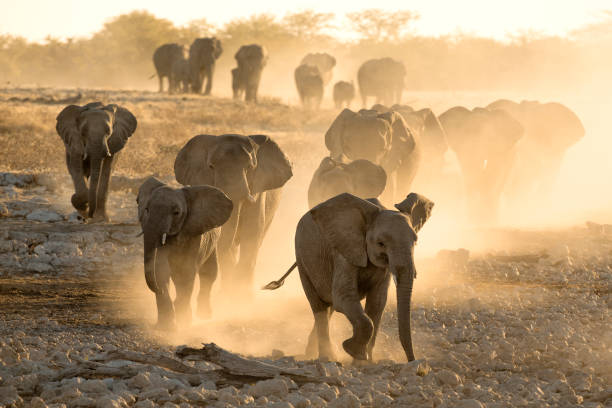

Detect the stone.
xmin=328 ymin=392 xmax=360 ymax=408
xmin=30 ymin=397 xmax=48 ymax=408
xmin=456 ymin=399 xmax=485 ymax=408
xmin=248 ymin=378 xmax=289 ymax=398
xmin=436 ymin=369 xmax=462 ymax=387
xmin=134 ymin=401 xmax=156 ymax=408
xmin=26 ymin=209 xmax=63 ymax=222
xmin=0 ymin=385 xmax=24 ymax=407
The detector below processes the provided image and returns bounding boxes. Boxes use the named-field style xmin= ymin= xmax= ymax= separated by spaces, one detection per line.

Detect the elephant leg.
xmin=233 ymin=198 xmax=266 ymax=298
xmin=203 ymin=64 xmax=214 ymax=95
xmin=92 ymin=155 xmax=114 ymax=222
xmin=66 ymin=151 xmax=88 ymax=215
xmin=158 ymin=75 xmax=163 ymax=93
xmin=154 ymin=251 xmax=175 ymax=330
xmin=171 ymin=263 xmax=196 ymax=328
xmin=364 ymin=275 xmax=390 ymax=361
xmin=332 ymin=260 xmax=373 ymax=360
xmin=197 ymin=250 xmax=218 ymax=319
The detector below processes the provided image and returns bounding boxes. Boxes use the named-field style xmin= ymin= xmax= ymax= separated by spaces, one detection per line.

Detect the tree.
xmin=282 ymin=10 xmax=334 ymax=40
xmin=346 ymin=9 xmax=419 ymax=42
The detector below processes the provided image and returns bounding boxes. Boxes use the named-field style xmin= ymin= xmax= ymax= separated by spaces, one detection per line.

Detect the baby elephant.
xmin=267 ymin=192 xmax=433 ymax=362
xmin=137 ymin=177 xmax=233 ymax=330
xmin=333 ymin=81 xmax=355 ymax=109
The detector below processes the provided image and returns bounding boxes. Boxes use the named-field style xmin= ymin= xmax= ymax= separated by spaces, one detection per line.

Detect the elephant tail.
xmin=261 ymin=262 xmax=297 ymax=290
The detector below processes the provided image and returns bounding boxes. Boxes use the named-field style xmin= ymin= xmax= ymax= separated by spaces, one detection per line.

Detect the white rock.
xmin=286 ymin=392 xmax=312 ymax=408
xmin=80 ymin=379 xmax=110 ymax=394
xmin=134 ymin=401 xmax=156 ymax=408
xmin=0 ymin=385 xmax=24 ymax=407
xmin=96 ymin=395 xmax=126 ymax=408
xmin=328 ymin=392 xmax=360 ymax=408
xmin=456 ymin=399 xmax=485 ymax=408
xmin=248 ymin=378 xmax=289 ymax=398
xmin=27 ymin=209 xmax=63 ymax=222
xmin=30 ymin=396 xmax=48 ymax=408
xmin=25 ymin=261 xmax=53 ymax=273
xmin=436 ymin=369 xmax=462 ymax=387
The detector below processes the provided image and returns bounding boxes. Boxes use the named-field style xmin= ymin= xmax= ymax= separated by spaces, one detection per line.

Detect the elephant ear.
xmin=325 ymin=109 xmax=357 ymax=160
xmin=213 ymin=38 xmax=223 ymax=59
xmin=486 ymin=109 xmax=524 ymax=153
xmin=370 ymin=103 xmax=390 ymax=113
xmin=310 ymin=193 xmax=381 ymax=267
xmin=181 ymin=185 xmax=233 ymax=236
xmin=56 ymin=102 xmax=103 ymax=152
xmin=136 ymin=177 xmax=165 ymax=225
xmin=417 ymin=108 xmax=448 ymax=153
xmin=104 ymin=105 xmax=137 ymax=154
xmin=395 ymin=193 xmax=434 ymax=233
xmin=378 ymin=111 xmax=416 ymax=171
xmin=345 ymin=159 xmax=387 ymax=199
xmin=249 ymin=135 xmax=293 ymax=193
xmin=174 ymin=135 xmax=218 ymax=186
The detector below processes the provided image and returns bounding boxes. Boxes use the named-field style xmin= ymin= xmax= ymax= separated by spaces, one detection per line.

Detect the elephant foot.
xmin=319 ymin=344 xmax=337 ymax=362
xmin=196 ymin=302 xmax=212 ymax=320
xmin=342 ymin=338 xmax=368 ymax=361
xmin=88 ymin=213 xmax=109 ymax=224
xmin=153 ymin=318 xmax=176 ymax=332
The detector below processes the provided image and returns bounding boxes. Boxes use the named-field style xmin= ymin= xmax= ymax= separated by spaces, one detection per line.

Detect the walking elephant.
xmin=170 ymin=56 xmax=191 ymax=94
xmin=174 ymin=134 xmax=293 ymax=297
xmin=300 ymin=52 xmax=336 ymax=86
xmin=325 ymin=108 xmax=420 ymax=202
xmin=333 ymin=81 xmax=355 ymax=109
xmin=137 ymin=177 xmax=233 ymax=329
xmin=189 ymin=37 xmax=222 ymax=95
xmin=265 ymin=192 xmax=434 ymax=361
xmin=56 ymin=102 xmax=137 ymax=222
xmin=294 ymin=64 xmax=323 ymax=109
xmin=358 ymin=58 xmax=406 ymax=107
xmin=486 ymin=99 xmax=585 ymax=202
xmin=308 ymin=158 xmax=387 ymax=208
xmin=439 ymin=106 xmax=524 ymax=224
xmin=153 ymin=43 xmax=185 ymax=93
xmin=233 ymin=44 xmax=268 ymax=103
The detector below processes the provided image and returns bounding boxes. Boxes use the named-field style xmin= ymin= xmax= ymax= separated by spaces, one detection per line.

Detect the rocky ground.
xmin=0 ymin=169 xmax=610 ymax=408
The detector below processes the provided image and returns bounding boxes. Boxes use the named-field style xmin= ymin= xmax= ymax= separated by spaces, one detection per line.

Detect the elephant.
xmin=300 ymin=52 xmax=336 ymax=86
xmin=294 ymin=64 xmax=323 ymax=109
xmin=357 ymin=58 xmax=406 ymax=107
xmin=486 ymin=99 xmax=585 ymax=201
xmin=333 ymin=81 xmax=355 ymax=109
xmin=56 ymin=102 xmax=137 ymax=222
xmin=325 ymin=108 xmax=420 ymax=202
xmin=189 ymin=37 xmax=222 ymax=95
xmin=169 ymin=56 xmax=191 ymax=94
xmin=372 ymin=104 xmax=448 ymax=191
xmin=265 ymin=192 xmax=433 ymax=361
xmin=137 ymin=177 xmax=233 ymax=329
xmin=174 ymin=134 xmax=293 ymax=297
xmin=152 ymin=43 xmax=185 ymax=93
xmin=307 ymin=158 xmax=387 ymax=208
xmin=438 ymin=106 xmax=524 ymax=224
xmin=232 ymin=44 xmax=268 ymax=103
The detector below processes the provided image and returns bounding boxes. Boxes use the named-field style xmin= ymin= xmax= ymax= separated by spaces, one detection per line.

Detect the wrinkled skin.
xmin=373 ymin=104 xmax=448 ymax=194
xmin=189 ymin=37 xmax=223 ymax=95
xmin=152 ymin=43 xmax=185 ymax=93
xmin=233 ymin=44 xmax=268 ymax=103
xmin=56 ymin=102 xmax=137 ymax=222
xmin=169 ymin=56 xmax=191 ymax=94
xmin=138 ymin=177 xmax=233 ymax=329
xmin=300 ymin=53 xmax=336 ymax=86
xmin=486 ymin=99 xmax=585 ymax=203
xmin=325 ymin=108 xmax=420 ymax=202
xmin=296 ymin=193 xmax=433 ymax=362
xmin=358 ymin=58 xmax=406 ymax=107
xmin=439 ymin=106 xmax=524 ymax=224
xmin=174 ymin=134 xmax=293 ymax=298
xmin=295 ymin=64 xmax=323 ymax=110
xmin=307 ymin=158 xmax=387 ymax=208
xmin=333 ymin=81 xmax=355 ymax=109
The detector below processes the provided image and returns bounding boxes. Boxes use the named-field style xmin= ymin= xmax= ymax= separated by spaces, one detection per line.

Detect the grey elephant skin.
xmin=169 ymin=55 xmax=191 ymax=94
xmin=325 ymin=108 xmax=420 ymax=201
xmin=174 ymin=134 xmax=293 ymax=297
xmin=137 ymin=177 xmax=233 ymax=329
xmin=486 ymin=99 xmax=585 ymax=201
xmin=373 ymin=104 xmax=448 ymax=190
xmin=189 ymin=37 xmax=222 ymax=95
xmin=293 ymin=192 xmax=433 ymax=362
xmin=56 ymin=102 xmax=137 ymax=222
xmin=153 ymin=43 xmax=185 ymax=93
xmin=295 ymin=64 xmax=323 ymax=109
xmin=439 ymin=106 xmax=524 ymax=224
xmin=358 ymin=58 xmax=406 ymax=107
xmin=333 ymin=81 xmax=355 ymax=109
xmin=232 ymin=44 xmax=268 ymax=103
xmin=308 ymin=158 xmax=386 ymax=208
xmin=300 ymin=53 xmax=336 ymax=86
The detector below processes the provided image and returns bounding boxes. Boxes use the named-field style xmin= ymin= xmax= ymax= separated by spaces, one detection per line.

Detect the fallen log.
xmin=176 ymin=343 xmax=344 ymax=386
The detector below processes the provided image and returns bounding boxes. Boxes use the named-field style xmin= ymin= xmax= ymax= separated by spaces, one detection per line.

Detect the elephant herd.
xmin=55 ymin=80 xmax=584 ymax=363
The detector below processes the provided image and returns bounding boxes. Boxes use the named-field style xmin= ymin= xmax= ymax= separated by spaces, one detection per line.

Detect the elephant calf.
xmin=56 ymin=102 xmax=137 ymax=222
xmin=307 ymin=158 xmax=386 ymax=208
xmin=137 ymin=177 xmax=233 ymax=330
xmin=333 ymin=81 xmax=355 ymax=109
xmin=266 ymin=192 xmax=434 ymax=362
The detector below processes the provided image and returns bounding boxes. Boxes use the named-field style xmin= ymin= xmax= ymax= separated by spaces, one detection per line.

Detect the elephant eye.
xmin=173 ymin=209 xmax=180 ymax=215
xmin=208 ymin=163 xmax=214 ymax=169
xmin=377 ymin=241 xmax=385 ymax=248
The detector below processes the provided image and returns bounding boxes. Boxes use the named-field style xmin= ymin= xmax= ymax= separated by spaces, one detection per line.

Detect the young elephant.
xmin=137 ymin=177 xmax=233 ymax=330
xmin=266 ymin=192 xmax=433 ymax=362
xmin=307 ymin=158 xmax=387 ymax=208
xmin=333 ymin=81 xmax=355 ymax=109
xmin=56 ymin=102 xmax=137 ymax=222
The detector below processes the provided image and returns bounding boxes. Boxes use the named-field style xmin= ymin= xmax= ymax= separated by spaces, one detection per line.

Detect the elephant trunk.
xmin=394 ymin=261 xmax=416 ymax=362
xmin=143 ymin=224 xmax=170 ymax=293
xmin=87 ymin=155 xmax=102 ymax=218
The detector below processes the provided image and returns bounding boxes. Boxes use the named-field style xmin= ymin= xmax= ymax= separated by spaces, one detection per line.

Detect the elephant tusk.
xmin=135 ymin=230 xmax=143 ymax=237
xmin=161 ymin=233 xmax=167 ymax=246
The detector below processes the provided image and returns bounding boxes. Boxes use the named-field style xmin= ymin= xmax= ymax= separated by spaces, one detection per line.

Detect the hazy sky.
xmin=1 ymin=0 xmax=609 ymax=42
